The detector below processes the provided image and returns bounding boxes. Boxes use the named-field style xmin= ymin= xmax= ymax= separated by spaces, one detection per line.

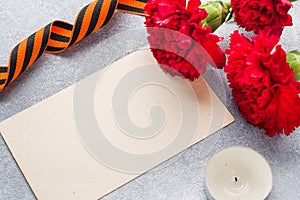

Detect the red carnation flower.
xmin=225 ymin=30 xmax=300 ymax=137
xmin=144 ymin=0 xmax=226 ymax=81
xmin=231 ymin=0 xmax=293 ymax=34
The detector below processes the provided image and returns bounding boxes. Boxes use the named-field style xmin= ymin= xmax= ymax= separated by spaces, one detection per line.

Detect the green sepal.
xmin=200 ymin=1 xmax=232 ymax=32
xmin=287 ymin=50 xmax=300 ymax=81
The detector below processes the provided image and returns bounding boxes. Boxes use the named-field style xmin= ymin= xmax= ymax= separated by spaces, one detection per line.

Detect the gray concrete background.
xmin=0 ymin=1 xmax=300 ymax=199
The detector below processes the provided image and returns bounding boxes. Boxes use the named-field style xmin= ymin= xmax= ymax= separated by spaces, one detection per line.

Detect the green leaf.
xmin=287 ymin=51 xmax=300 ymax=81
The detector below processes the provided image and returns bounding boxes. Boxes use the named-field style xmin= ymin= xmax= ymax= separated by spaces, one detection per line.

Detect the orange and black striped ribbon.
xmin=0 ymin=0 xmax=147 ymax=92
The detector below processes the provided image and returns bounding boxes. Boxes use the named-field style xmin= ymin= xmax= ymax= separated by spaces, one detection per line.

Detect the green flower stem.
xmin=200 ymin=1 xmax=233 ymax=32
xmin=287 ymin=51 xmax=300 ymax=81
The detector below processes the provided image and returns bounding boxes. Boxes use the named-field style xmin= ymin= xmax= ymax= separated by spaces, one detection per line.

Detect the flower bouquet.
xmin=144 ymin=0 xmax=300 ymax=136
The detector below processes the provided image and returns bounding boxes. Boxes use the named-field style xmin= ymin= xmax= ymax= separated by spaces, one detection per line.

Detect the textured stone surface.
xmin=0 ymin=1 xmax=300 ymax=199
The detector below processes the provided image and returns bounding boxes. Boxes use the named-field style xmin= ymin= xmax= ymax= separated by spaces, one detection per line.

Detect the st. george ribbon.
xmin=0 ymin=0 xmax=147 ymax=92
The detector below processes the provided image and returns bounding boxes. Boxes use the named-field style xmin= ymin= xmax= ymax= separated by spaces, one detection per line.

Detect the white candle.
xmin=205 ymin=146 xmax=273 ymax=200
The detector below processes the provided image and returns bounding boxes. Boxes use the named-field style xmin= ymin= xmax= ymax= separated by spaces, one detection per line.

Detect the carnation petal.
xmin=145 ymin=0 xmax=225 ymax=80
xmin=225 ymin=30 xmax=300 ymax=136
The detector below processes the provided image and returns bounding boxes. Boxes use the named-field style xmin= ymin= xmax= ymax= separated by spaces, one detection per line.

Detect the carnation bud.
xmin=287 ymin=50 xmax=300 ymax=81
xmin=200 ymin=1 xmax=232 ymax=32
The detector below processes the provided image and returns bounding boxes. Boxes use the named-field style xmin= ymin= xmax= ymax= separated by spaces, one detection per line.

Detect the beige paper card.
xmin=0 ymin=48 xmax=234 ymax=200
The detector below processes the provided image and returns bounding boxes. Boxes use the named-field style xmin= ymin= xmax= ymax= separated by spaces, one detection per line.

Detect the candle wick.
xmin=235 ymin=177 xmax=238 ymax=182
